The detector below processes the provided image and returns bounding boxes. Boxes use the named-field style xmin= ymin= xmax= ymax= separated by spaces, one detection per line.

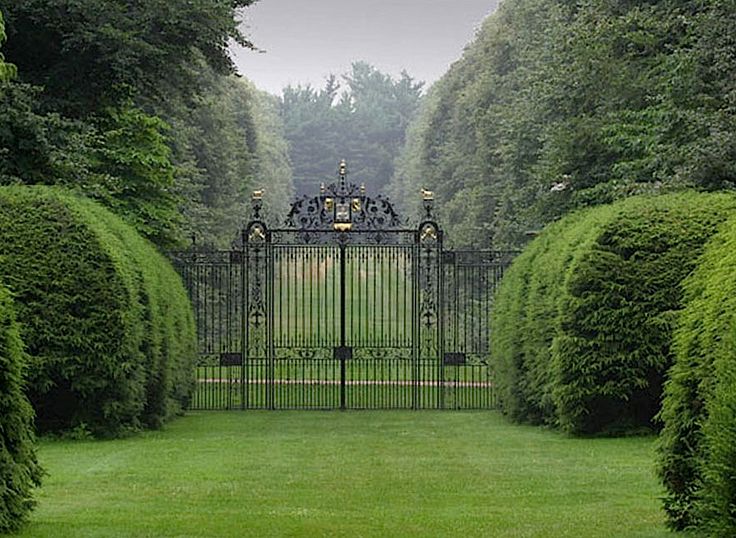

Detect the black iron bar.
xmin=315 ymin=249 xmax=321 ymax=347
xmin=339 ymin=243 xmax=346 ymax=410
xmin=268 ymin=240 xmax=275 ymax=410
xmin=309 ymin=247 xmax=314 ymax=348
xmin=301 ymin=246 xmax=306 ymax=349
xmin=241 ymin=246 xmax=247 ymax=410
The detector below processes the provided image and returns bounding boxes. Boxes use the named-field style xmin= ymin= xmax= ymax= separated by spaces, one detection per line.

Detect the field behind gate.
xmin=20 ymin=412 xmax=672 ymax=537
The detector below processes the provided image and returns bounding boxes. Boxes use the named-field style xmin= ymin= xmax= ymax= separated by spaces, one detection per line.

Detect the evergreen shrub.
xmin=658 ymin=216 xmax=736 ymax=534
xmin=491 ymin=209 xmax=610 ymax=423
xmin=0 ymin=285 xmax=42 ymax=533
xmin=0 ymin=186 xmax=196 ymax=436
xmin=490 ymin=192 xmax=736 ymax=434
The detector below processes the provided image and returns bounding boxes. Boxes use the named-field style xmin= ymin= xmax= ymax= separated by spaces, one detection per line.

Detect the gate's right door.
xmin=343 ymin=243 xmax=420 ymax=408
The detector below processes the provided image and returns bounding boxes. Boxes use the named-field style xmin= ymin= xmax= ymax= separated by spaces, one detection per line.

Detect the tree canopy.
xmin=2 ymin=0 xmax=257 ymax=117
xmin=0 ymin=11 xmax=16 ymax=82
xmin=390 ymin=0 xmax=736 ymax=247
xmin=281 ymin=62 xmax=423 ymax=197
xmin=0 ymin=2 xmax=293 ymax=249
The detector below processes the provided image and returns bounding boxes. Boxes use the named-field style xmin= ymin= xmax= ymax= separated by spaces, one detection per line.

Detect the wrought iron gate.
xmin=173 ymin=163 xmax=515 ymax=410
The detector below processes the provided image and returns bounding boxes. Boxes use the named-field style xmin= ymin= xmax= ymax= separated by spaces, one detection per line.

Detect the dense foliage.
xmin=490 ymin=192 xmax=736 ymax=434
xmin=281 ymin=62 xmax=423 ymax=196
xmin=0 ymin=3 xmax=293 ymax=249
xmin=658 ymin=215 xmax=736 ymax=534
xmin=0 ymin=85 xmax=184 ymax=248
xmin=169 ymin=72 xmax=293 ymax=246
xmin=390 ymin=0 xmax=736 ymax=247
xmin=0 ymin=285 xmax=42 ymax=533
xmin=2 ymin=0 xmax=256 ymax=116
xmin=0 ymin=10 xmax=15 ymax=81
xmin=0 ymin=186 xmax=196 ymax=436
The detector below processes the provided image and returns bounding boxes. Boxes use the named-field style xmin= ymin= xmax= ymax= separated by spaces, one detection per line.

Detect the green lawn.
xmin=19 ymin=412 xmax=673 ymax=537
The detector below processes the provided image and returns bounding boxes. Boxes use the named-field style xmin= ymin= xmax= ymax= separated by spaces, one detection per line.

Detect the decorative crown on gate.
xmin=284 ymin=160 xmax=401 ymax=233
xmin=421 ymin=188 xmax=435 ymax=220
xmin=251 ymin=189 xmax=264 ymax=220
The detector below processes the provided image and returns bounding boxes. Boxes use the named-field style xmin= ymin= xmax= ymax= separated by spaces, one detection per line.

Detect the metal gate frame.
xmin=174 ymin=163 xmax=515 ymax=410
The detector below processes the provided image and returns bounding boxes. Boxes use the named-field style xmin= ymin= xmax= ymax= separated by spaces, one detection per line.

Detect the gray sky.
xmin=231 ymin=0 xmax=499 ymax=95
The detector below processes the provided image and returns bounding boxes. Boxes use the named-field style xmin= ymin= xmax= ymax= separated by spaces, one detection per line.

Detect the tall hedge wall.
xmin=0 ymin=186 xmax=196 ymax=436
xmin=658 ymin=215 xmax=736 ymax=534
xmin=0 ymin=285 xmax=41 ymax=533
xmin=490 ymin=192 xmax=736 ymax=434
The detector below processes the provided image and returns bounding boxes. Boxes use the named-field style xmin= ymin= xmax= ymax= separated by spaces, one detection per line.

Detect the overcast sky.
xmin=231 ymin=0 xmax=499 ymax=96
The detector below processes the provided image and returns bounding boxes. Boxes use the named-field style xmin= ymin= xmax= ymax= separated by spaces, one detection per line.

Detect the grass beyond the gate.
xmin=20 ymin=412 xmax=672 ymax=537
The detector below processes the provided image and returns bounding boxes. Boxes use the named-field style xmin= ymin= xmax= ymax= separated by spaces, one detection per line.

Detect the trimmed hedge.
xmin=0 ymin=186 xmax=196 ymax=436
xmin=0 ymin=285 xmax=41 ymax=533
xmin=491 ymin=209 xmax=610 ymax=423
xmin=490 ymin=192 xmax=736 ymax=434
xmin=658 ymin=216 xmax=736 ymax=534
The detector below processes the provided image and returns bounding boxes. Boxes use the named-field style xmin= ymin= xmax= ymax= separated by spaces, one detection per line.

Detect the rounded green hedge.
xmin=0 ymin=284 xmax=42 ymax=533
xmin=490 ymin=192 xmax=736 ymax=434
xmin=491 ymin=209 xmax=611 ymax=424
xmin=658 ymin=215 xmax=736 ymax=534
xmin=0 ymin=186 xmax=196 ymax=436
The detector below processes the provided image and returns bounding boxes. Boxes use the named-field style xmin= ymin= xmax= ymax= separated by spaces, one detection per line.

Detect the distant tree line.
xmin=280 ymin=61 xmax=423 ymax=198
xmin=389 ymin=0 xmax=736 ymax=248
xmin=0 ymin=1 xmax=293 ymax=249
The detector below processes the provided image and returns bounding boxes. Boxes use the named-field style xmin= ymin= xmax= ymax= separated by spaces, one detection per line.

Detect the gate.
xmin=173 ymin=163 xmax=515 ymax=410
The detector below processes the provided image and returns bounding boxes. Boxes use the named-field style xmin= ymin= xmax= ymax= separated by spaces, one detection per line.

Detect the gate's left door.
xmin=267 ymin=243 xmax=342 ymax=409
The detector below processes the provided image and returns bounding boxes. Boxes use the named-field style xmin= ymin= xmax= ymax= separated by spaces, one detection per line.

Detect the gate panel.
xmin=343 ymin=244 xmax=416 ymax=408
xmin=415 ymin=222 xmax=443 ymax=409
xmin=174 ymin=245 xmax=514 ymax=410
xmin=243 ymin=222 xmax=271 ymax=409
xmin=441 ymin=250 xmax=515 ymax=409
xmin=173 ymin=250 xmax=245 ymax=410
xmin=271 ymin=244 xmax=340 ymax=409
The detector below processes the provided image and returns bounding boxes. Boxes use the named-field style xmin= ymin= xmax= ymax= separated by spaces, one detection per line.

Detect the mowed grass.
xmin=19 ymin=412 xmax=673 ymax=537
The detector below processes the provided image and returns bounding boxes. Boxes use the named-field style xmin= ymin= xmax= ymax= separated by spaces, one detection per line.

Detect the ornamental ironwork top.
xmin=284 ymin=160 xmax=403 ymax=231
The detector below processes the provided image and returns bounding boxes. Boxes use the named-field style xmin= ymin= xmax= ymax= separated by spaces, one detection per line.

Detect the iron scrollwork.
xmin=417 ymin=220 xmax=442 ymax=371
xmin=244 ymin=220 xmax=269 ymax=365
xmin=283 ymin=161 xmax=403 ymax=244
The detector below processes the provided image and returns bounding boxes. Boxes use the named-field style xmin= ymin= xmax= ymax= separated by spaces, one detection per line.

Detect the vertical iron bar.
xmin=241 ymin=237 xmax=247 ymax=410
xmin=412 ymin=236 xmax=419 ymax=410
xmin=268 ymin=235 xmax=275 ymax=410
xmin=339 ymin=243 xmax=347 ymax=410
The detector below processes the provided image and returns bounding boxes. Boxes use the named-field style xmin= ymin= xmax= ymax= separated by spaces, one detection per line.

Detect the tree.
xmin=1 ymin=1 xmax=295 ymax=249
xmin=281 ymin=63 xmax=423 ymax=197
xmin=281 ymin=77 xmax=343 ymax=195
xmin=0 ymin=10 xmax=16 ymax=82
xmin=0 ymin=83 xmax=97 ymax=187
xmin=3 ymin=0 xmax=257 ymax=117
xmin=163 ymin=68 xmax=294 ymax=247
xmin=249 ymin=86 xmax=294 ymax=221
xmin=92 ymin=106 xmax=182 ymax=249
xmin=389 ymin=0 xmax=736 ymax=248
